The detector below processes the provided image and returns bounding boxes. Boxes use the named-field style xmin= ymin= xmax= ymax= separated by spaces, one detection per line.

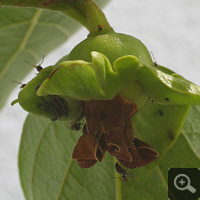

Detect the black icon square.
xmin=168 ymin=168 xmax=200 ymax=200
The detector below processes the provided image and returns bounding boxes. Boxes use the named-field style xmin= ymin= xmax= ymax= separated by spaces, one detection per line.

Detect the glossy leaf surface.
xmin=36 ymin=52 xmax=200 ymax=107
xmin=138 ymin=65 xmax=200 ymax=105
xmin=0 ymin=0 xmax=109 ymax=109
xmin=19 ymin=104 xmax=200 ymax=200
xmin=37 ymin=53 xmax=139 ymax=100
xmin=0 ymin=7 xmax=80 ymax=109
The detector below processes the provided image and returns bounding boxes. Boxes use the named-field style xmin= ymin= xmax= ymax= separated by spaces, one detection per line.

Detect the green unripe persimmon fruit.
xmin=69 ymin=32 xmax=153 ymax=66
xmin=68 ymin=32 xmax=152 ymax=109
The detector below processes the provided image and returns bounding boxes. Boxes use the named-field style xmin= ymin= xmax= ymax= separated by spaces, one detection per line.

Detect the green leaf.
xmin=19 ymin=105 xmax=200 ymax=200
xmin=132 ymin=104 xmax=200 ymax=200
xmin=132 ymin=99 xmax=191 ymax=169
xmin=19 ymin=114 xmax=116 ymax=200
xmin=0 ymin=7 xmax=81 ymax=109
xmin=137 ymin=65 xmax=200 ymax=105
xmin=0 ymin=0 xmax=112 ymax=33
xmin=181 ymin=105 xmax=200 ymax=160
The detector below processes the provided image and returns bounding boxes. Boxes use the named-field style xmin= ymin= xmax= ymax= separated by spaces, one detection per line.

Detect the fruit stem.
xmin=0 ymin=0 xmax=113 ymax=33
xmin=68 ymin=0 xmax=114 ymax=34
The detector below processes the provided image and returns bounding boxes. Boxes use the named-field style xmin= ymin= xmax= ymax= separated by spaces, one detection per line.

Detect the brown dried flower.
xmin=72 ymin=94 xmax=159 ymax=168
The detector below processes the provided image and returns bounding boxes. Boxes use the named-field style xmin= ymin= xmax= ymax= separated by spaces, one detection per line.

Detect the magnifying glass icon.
xmin=174 ymin=174 xmax=196 ymax=193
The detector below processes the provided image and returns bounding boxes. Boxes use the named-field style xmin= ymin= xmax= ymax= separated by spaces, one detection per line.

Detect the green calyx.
xmin=36 ymin=50 xmax=200 ymax=109
xmin=13 ymin=31 xmax=200 ymax=121
xmin=13 ymin=28 xmax=200 ymax=124
xmin=66 ymin=31 xmax=154 ymax=109
xmin=12 ymin=65 xmax=84 ymax=122
xmin=138 ymin=65 xmax=200 ymax=105
xmin=36 ymin=52 xmax=141 ymax=100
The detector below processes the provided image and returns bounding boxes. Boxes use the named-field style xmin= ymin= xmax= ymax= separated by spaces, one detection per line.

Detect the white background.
xmin=0 ymin=0 xmax=200 ymax=199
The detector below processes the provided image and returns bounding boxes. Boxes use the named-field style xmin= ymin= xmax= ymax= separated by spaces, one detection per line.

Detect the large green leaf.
xmin=0 ymin=7 xmax=80 ymax=109
xmin=19 ymin=104 xmax=200 ymax=200
xmin=0 ymin=0 xmax=109 ymax=110
xmin=19 ymin=114 xmax=116 ymax=200
xmin=131 ymin=99 xmax=190 ymax=169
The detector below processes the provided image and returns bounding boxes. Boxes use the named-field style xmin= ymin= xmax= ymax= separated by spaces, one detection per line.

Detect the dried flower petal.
xmin=107 ymin=127 xmax=132 ymax=162
xmin=72 ymin=94 xmax=159 ymax=169
xmin=72 ymin=125 xmax=98 ymax=168
xmin=118 ymin=138 xmax=159 ymax=169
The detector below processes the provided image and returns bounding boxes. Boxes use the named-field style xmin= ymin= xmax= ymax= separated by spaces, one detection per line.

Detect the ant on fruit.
xmin=97 ymin=24 xmax=104 ymax=31
xmin=115 ymin=162 xmax=134 ymax=182
xmin=25 ymin=55 xmax=45 ymax=72
xmin=114 ymin=162 xmax=136 ymax=195
xmin=150 ymin=51 xmax=158 ymax=67
xmin=70 ymin=122 xmax=83 ymax=131
xmin=12 ymin=81 xmax=26 ymax=89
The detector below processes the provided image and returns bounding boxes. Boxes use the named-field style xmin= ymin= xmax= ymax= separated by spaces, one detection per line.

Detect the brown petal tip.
xmin=137 ymin=146 xmax=159 ymax=158
xmin=77 ymin=160 xmax=97 ymax=168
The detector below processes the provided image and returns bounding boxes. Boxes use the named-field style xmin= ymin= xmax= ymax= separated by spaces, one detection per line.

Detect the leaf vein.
xmin=182 ymin=131 xmax=200 ymax=159
xmin=156 ymin=166 xmax=168 ymax=191
xmin=56 ymin=158 xmax=73 ymax=200
xmin=0 ymin=20 xmax=31 ymax=30
xmin=31 ymin=120 xmax=51 ymax=200
xmin=38 ymin=22 xmax=71 ymax=37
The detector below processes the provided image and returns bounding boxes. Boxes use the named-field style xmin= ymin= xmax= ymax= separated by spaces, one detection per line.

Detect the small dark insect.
xmin=50 ymin=95 xmax=68 ymax=121
xmin=164 ymin=97 xmax=169 ymax=101
xmin=168 ymin=131 xmax=174 ymax=141
xmin=158 ymin=110 xmax=164 ymax=116
xmin=38 ymin=95 xmax=68 ymax=121
xmin=12 ymin=81 xmax=26 ymax=89
xmin=51 ymin=117 xmax=58 ymax=122
xmin=115 ymin=162 xmax=135 ymax=195
xmin=148 ymin=97 xmax=154 ymax=103
xmin=97 ymin=24 xmax=104 ymax=31
xmin=35 ymin=84 xmax=41 ymax=92
xmin=25 ymin=55 xmax=45 ymax=72
xmin=70 ymin=122 xmax=82 ymax=131
xmin=150 ymin=51 xmax=158 ymax=67
xmin=115 ymin=162 xmax=133 ymax=182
